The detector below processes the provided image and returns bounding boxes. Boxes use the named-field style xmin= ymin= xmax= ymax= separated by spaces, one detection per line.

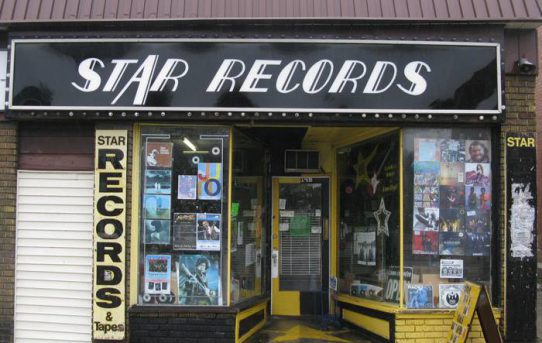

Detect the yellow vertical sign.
xmin=448 ymin=281 xmax=482 ymax=343
xmin=93 ymin=130 xmax=127 ymax=340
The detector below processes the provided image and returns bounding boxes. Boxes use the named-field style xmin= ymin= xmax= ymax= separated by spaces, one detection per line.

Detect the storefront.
xmin=0 ymin=4 xmax=540 ymax=343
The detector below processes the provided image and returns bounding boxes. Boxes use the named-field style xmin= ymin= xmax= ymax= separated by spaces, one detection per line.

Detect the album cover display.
xmin=412 ymin=138 xmax=491 ymax=257
xmin=178 ymin=253 xmax=220 ymax=305
xmin=407 ymin=284 xmax=434 ymax=309
xmin=439 ymin=283 xmax=464 ymax=308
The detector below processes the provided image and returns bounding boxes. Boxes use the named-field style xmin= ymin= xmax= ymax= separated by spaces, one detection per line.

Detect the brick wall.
xmin=0 ymin=118 xmax=17 ymax=343
xmin=128 ymin=311 xmax=236 ymax=343
xmin=395 ymin=312 xmax=502 ymax=343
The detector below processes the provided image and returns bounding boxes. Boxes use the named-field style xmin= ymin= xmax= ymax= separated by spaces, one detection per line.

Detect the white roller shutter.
xmin=15 ymin=171 xmax=94 ymax=343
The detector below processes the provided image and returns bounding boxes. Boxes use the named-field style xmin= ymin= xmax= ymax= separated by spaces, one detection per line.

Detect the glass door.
xmin=271 ymin=177 xmax=329 ymax=316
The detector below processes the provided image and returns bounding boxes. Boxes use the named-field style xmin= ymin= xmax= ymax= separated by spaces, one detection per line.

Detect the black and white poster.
xmin=172 ymin=213 xmax=197 ymax=250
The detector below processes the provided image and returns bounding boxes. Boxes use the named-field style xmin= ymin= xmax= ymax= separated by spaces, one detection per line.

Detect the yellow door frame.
xmin=270 ymin=176 xmax=331 ymax=316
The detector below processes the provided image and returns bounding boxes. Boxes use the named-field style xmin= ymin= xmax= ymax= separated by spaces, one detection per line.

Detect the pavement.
xmin=246 ymin=316 xmax=372 ymax=343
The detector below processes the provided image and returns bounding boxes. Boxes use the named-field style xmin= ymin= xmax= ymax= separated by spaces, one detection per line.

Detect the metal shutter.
xmin=15 ymin=171 xmax=93 ymax=343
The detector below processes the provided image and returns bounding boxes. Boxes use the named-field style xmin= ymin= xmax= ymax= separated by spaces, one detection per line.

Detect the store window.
xmin=337 ymin=132 xmax=400 ymax=303
xmin=403 ymin=128 xmax=493 ymax=309
xmin=137 ymin=126 xmax=230 ymax=306
xmin=230 ymin=130 xmax=267 ymax=304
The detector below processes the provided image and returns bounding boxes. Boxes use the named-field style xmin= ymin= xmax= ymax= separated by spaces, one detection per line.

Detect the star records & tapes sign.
xmin=8 ymin=39 xmax=501 ymax=116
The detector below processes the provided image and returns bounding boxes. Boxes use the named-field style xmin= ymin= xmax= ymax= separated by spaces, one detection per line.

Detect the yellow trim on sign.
xmin=399 ymin=130 xmax=404 ymax=308
xmin=227 ymin=128 xmax=233 ymax=306
xmin=336 ymin=294 xmax=400 ymax=313
xmin=342 ymin=309 xmax=390 ymax=339
xmin=235 ymin=300 xmax=268 ymax=343
xmin=503 ymin=132 xmax=507 ymax=337
xmin=129 ymin=123 xmax=141 ymax=307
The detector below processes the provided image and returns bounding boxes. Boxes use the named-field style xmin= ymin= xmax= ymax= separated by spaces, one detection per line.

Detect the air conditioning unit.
xmin=284 ymin=150 xmax=320 ymax=173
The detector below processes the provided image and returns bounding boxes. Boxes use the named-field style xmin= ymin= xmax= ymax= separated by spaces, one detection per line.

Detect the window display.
xmin=230 ymin=130 xmax=267 ymax=304
xmin=337 ymin=132 xmax=400 ymax=303
xmin=138 ymin=126 xmax=230 ymax=306
xmin=404 ymin=128 xmax=493 ymax=309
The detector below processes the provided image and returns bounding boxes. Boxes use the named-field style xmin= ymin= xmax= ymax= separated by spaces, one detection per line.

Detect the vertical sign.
xmin=93 ymin=130 xmax=127 ymax=340
xmin=506 ymin=132 xmax=537 ymax=340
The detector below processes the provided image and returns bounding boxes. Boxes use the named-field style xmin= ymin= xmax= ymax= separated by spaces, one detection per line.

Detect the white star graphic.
xmin=374 ymin=197 xmax=391 ymax=236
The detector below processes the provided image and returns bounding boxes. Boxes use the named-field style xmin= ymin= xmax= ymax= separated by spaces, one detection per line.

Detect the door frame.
xmin=270 ymin=175 xmax=331 ymax=316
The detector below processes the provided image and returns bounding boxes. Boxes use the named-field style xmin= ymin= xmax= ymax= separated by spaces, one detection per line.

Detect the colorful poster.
xmin=440 ymin=163 xmax=465 ymax=186
xmin=439 ymin=209 xmax=465 ymax=233
xmin=465 ymin=163 xmax=490 ymax=187
xmin=407 ymin=284 xmax=434 ymax=308
xmin=440 ymin=259 xmax=464 ymax=279
xmin=465 ymin=210 xmax=491 ymax=256
xmin=465 ymin=140 xmax=490 ymax=163
xmin=145 ymin=170 xmax=172 ymax=194
xmin=440 ymin=139 xmax=465 ymax=162
xmin=439 ymin=232 xmax=465 ymax=255
xmin=196 ymin=213 xmax=221 ymax=251
xmin=412 ymin=230 xmax=438 ymax=255
xmin=144 ymin=255 xmax=171 ymax=294
xmin=354 ymin=231 xmax=376 ymax=266
xmin=439 ymin=283 xmax=464 ymax=308
xmin=197 ymin=163 xmax=222 ymax=200
xmin=413 ymin=162 xmax=440 ymax=186
xmin=146 ymin=141 xmax=173 ymax=168
xmin=414 ymin=185 xmax=439 ymax=208
xmin=465 ymin=186 xmax=491 ymax=210
xmin=414 ymin=138 xmax=440 ymax=161
xmin=440 ymin=185 xmax=465 ymax=209
xmin=178 ymin=253 xmax=220 ymax=305
xmin=144 ymin=219 xmax=171 ymax=244
xmin=413 ymin=207 xmax=439 ymax=231
xmin=144 ymin=194 xmax=171 ymax=220
xmin=172 ymin=213 xmax=197 ymax=250
xmin=178 ymin=175 xmax=197 ymax=199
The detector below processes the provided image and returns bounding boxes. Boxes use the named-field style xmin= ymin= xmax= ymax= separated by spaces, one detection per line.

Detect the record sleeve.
xmin=407 ymin=284 xmax=434 ymax=309
xmin=439 ymin=283 xmax=464 ymax=308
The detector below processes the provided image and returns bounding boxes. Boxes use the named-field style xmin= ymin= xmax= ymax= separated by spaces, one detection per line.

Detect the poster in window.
xmin=439 ymin=232 xmax=465 ymax=255
xmin=412 ymin=230 xmax=438 ymax=255
xmin=464 ymin=186 xmax=491 ymax=210
xmin=354 ymin=231 xmax=376 ymax=266
xmin=465 ymin=210 xmax=491 ymax=256
xmin=146 ymin=142 xmax=173 ymax=168
xmin=413 ymin=207 xmax=439 ymax=231
xmin=178 ymin=253 xmax=220 ymax=306
xmin=440 ymin=163 xmax=465 ymax=186
xmin=144 ymin=255 xmax=171 ymax=295
xmin=414 ymin=185 xmax=439 ymax=208
xmin=407 ymin=284 xmax=434 ymax=309
xmin=440 ymin=259 xmax=464 ymax=279
xmin=440 ymin=139 xmax=465 ymax=162
xmin=178 ymin=175 xmax=197 ymax=200
xmin=172 ymin=213 xmax=197 ymax=250
xmin=414 ymin=138 xmax=440 ymax=162
xmin=144 ymin=219 xmax=171 ymax=244
xmin=440 ymin=185 xmax=465 ymax=209
xmin=196 ymin=213 xmax=221 ymax=251
xmin=145 ymin=170 xmax=172 ymax=194
xmin=414 ymin=162 xmax=440 ymax=186
xmin=439 ymin=209 xmax=465 ymax=233
xmin=289 ymin=215 xmax=311 ymax=237
xmin=197 ymin=163 xmax=222 ymax=200
xmin=245 ymin=242 xmax=256 ymax=267
xmin=439 ymin=283 xmax=464 ymax=308
xmin=144 ymin=194 xmax=171 ymax=220
xmin=465 ymin=163 xmax=490 ymax=187
xmin=465 ymin=140 xmax=490 ymax=163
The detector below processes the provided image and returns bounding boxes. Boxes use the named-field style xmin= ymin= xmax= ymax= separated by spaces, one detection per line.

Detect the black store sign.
xmin=9 ymin=39 xmax=501 ymax=115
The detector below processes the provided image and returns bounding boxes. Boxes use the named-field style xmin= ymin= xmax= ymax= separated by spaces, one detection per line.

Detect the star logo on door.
xmin=374 ymin=198 xmax=391 ymax=236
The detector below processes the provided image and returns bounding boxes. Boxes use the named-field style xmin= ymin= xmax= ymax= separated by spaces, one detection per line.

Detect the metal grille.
xmin=279 ymin=212 xmax=321 ymax=276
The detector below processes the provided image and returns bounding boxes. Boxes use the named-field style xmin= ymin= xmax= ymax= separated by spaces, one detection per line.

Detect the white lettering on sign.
xmin=72 ymin=56 xmax=431 ymax=105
